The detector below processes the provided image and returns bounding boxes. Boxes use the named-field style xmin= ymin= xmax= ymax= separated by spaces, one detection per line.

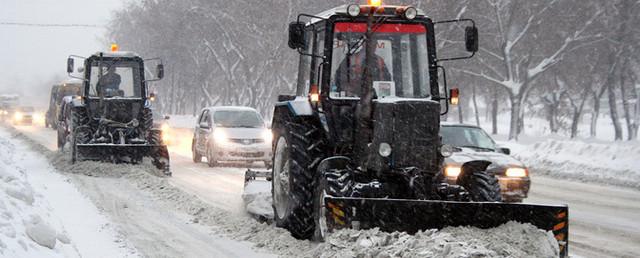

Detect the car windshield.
xmin=441 ymin=126 xmax=496 ymax=151
xmin=330 ymin=22 xmax=430 ymax=99
xmin=88 ymin=60 xmax=142 ymax=98
xmin=18 ymin=107 xmax=34 ymax=112
xmin=213 ymin=110 xmax=264 ymax=128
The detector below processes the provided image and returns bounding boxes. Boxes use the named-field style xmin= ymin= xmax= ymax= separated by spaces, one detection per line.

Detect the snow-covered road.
xmin=10 ymin=124 xmax=640 ymax=257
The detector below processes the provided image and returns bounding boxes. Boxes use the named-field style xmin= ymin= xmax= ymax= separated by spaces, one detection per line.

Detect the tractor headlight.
xmin=262 ymin=129 xmax=273 ymax=143
xmin=404 ymin=7 xmax=418 ymax=20
xmin=347 ymin=4 xmax=361 ymax=17
xmin=213 ymin=129 xmax=228 ymax=144
xmin=445 ymin=166 xmax=461 ymax=178
xmin=441 ymin=144 xmax=454 ymax=157
xmin=506 ymin=167 xmax=527 ymax=178
xmin=378 ymin=143 xmax=392 ymax=157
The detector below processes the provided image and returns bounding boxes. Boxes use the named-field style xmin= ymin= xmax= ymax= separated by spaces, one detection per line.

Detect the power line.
xmin=0 ymin=22 xmax=103 ymax=28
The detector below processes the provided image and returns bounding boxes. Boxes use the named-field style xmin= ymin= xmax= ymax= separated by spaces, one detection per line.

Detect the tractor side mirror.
xmin=465 ymin=26 xmax=479 ymax=52
xmin=67 ymin=58 xmax=74 ymax=74
xmin=449 ymin=88 xmax=460 ymax=105
xmin=497 ymin=147 xmax=511 ymax=155
xmin=156 ymin=64 xmax=164 ymax=79
xmin=288 ymin=22 xmax=306 ymax=49
xmin=77 ymin=67 xmax=85 ymax=73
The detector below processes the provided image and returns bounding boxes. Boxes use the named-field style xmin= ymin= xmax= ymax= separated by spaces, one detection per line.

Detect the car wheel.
xmin=207 ymin=146 xmax=217 ymax=167
xmin=192 ymin=139 xmax=202 ymax=163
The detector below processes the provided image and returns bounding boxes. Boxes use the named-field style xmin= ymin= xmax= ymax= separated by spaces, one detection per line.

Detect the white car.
xmin=192 ymin=106 xmax=273 ymax=167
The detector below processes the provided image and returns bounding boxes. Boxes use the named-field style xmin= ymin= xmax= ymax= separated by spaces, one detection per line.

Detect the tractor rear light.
xmin=309 ymin=84 xmax=320 ymax=102
xmin=449 ymin=88 xmax=460 ymax=105
xmin=347 ymin=4 xmax=361 ymax=17
xmin=368 ymin=0 xmax=382 ymax=7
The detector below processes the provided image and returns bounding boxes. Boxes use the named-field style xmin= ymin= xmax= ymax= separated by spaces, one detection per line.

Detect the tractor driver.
xmin=335 ymin=39 xmax=391 ymax=97
xmin=97 ymin=66 xmax=122 ymax=95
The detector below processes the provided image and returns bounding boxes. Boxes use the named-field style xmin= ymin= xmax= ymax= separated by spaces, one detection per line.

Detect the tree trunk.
xmin=472 ymin=85 xmax=480 ymax=126
xmin=608 ymin=82 xmax=623 ymax=140
xmin=590 ymin=90 xmax=600 ymax=137
xmin=492 ymin=94 xmax=498 ymax=134
xmin=620 ymin=69 xmax=634 ymax=140
xmin=508 ymin=94 xmax=521 ymax=140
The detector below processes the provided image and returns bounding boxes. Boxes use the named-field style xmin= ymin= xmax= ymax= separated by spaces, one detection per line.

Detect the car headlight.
xmin=161 ymin=123 xmax=170 ymax=132
xmin=262 ymin=129 xmax=273 ymax=143
xmin=14 ymin=112 xmax=23 ymax=121
xmin=505 ymin=167 xmax=527 ymax=177
xmin=213 ymin=129 xmax=228 ymax=144
xmin=444 ymin=166 xmax=461 ymax=178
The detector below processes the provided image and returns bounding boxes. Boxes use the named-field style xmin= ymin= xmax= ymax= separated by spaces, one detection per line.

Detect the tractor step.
xmin=324 ymin=196 xmax=569 ymax=257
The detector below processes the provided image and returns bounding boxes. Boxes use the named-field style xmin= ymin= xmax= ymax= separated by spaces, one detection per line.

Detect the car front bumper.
xmin=445 ymin=176 xmax=530 ymax=202
xmin=213 ymin=142 xmax=272 ymax=162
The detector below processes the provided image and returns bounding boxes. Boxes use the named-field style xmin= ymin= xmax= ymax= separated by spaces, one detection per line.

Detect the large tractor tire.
xmin=313 ymin=168 xmax=353 ymax=241
xmin=272 ymin=114 xmax=325 ymax=239
xmin=70 ymin=107 xmax=90 ymax=164
xmin=457 ymin=161 xmax=502 ymax=202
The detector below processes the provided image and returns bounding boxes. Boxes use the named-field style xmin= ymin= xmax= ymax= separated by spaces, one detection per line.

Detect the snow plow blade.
xmin=324 ymin=197 xmax=569 ymax=257
xmin=244 ymin=169 xmax=272 ymax=185
xmin=75 ymin=144 xmax=171 ymax=176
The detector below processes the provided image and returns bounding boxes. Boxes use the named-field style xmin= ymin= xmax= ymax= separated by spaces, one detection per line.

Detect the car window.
xmin=213 ymin=110 xmax=264 ymax=128
xmin=441 ymin=126 xmax=496 ymax=150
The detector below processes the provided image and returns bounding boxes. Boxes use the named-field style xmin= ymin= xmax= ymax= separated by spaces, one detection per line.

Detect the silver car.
xmin=192 ymin=106 xmax=273 ymax=167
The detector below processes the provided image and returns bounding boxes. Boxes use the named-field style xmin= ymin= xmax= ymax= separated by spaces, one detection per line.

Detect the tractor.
xmin=260 ymin=2 xmax=569 ymax=257
xmin=65 ymin=46 xmax=170 ymax=176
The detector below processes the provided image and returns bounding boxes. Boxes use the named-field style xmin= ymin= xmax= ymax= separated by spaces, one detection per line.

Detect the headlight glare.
xmin=445 ymin=166 xmax=461 ymax=178
xmin=506 ymin=167 xmax=527 ymax=177
xmin=262 ymin=129 xmax=273 ymax=143
xmin=213 ymin=129 xmax=228 ymax=144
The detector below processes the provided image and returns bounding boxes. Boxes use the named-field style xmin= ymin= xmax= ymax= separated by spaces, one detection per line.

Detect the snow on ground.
xmin=9 ymin=125 xmax=563 ymax=258
xmin=0 ymin=128 xmax=135 ymax=258
xmin=316 ymin=222 xmax=558 ymax=258
xmin=509 ymin=138 xmax=640 ymax=189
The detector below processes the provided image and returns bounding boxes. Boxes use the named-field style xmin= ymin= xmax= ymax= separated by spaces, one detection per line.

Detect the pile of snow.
xmin=242 ymin=180 xmax=273 ymax=220
xmin=315 ymin=222 xmax=559 ymax=258
xmin=0 ymin=128 xmax=135 ymax=257
xmin=509 ymin=139 xmax=640 ymax=189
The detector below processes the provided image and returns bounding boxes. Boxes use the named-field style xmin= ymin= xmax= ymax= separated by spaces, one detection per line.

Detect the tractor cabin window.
xmin=330 ymin=22 xmax=430 ymax=99
xmin=88 ymin=61 xmax=142 ymax=98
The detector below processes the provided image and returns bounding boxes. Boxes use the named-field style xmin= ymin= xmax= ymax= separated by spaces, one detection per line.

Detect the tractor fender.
xmin=276 ymin=96 xmax=313 ymax=116
xmin=458 ymin=160 xmax=493 ymax=181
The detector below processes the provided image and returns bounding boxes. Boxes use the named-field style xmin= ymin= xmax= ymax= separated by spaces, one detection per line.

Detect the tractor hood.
xmin=445 ymin=147 xmax=525 ymax=169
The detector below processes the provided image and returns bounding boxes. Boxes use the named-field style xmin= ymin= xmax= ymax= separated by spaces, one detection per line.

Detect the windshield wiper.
xmin=459 ymin=145 xmax=495 ymax=152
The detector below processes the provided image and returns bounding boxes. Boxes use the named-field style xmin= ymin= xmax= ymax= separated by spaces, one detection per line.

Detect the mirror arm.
xmin=434 ymin=65 xmax=450 ymax=116
xmin=296 ymin=13 xmax=326 ymax=24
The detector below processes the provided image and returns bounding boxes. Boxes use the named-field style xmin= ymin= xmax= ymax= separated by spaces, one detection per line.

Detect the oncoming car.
xmin=192 ymin=107 xmax=273 ymax=168
xmin=440 ymin=123 xmax=530 ymax=202
xmin=12 ymin=106 xmax=36 ymax=125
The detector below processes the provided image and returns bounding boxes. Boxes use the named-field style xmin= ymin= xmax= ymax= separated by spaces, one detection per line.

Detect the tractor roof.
xmin=310 ymin=4 xmax=427 ymax=24
xmin=91 ymin=51 xmax=140 ymax=59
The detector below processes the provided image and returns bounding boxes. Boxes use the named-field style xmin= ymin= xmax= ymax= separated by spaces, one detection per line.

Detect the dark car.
xmin=46 ymin=81 xmax=83 ymax=129
xmin=440 ymin=123 xmax=530 ymax=202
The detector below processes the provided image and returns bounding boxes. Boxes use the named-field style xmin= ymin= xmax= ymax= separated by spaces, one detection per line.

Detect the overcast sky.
xmin=0 ymin=0 xmax=124 ymax=107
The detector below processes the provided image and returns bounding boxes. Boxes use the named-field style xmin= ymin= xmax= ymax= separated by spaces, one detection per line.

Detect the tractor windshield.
xmin=330 ymin=22 xmax=430 ymax=99
xmin=88 ymin=60 xmax=142 ymax=98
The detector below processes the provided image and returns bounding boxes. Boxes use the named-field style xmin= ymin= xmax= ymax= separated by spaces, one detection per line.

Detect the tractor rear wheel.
xmin=272 ymin=116 xmax=325 ymax=239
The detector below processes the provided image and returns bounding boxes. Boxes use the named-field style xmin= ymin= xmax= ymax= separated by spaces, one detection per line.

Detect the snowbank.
xmin=507 ymin=139 xmax=640 ymax=189
xmin=315 ymin=222 xmax=558 ymax=258
xmin=0 ymin=128 xmax=136 ymax=258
